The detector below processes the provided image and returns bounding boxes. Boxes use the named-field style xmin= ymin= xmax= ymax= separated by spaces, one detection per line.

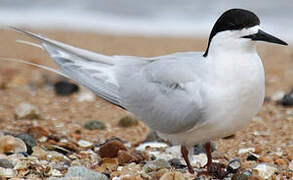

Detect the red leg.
xmin=181 ymin=145 xmax=194 ymax=174
xmin=204 ymin=142 xmax=212 ymax=169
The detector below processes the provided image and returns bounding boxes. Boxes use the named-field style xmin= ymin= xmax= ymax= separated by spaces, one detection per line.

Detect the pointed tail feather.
xmin=0 ymin=57 xmax=69 ymax=78
xmin=11 ymin=27 xmax=124 ymax=108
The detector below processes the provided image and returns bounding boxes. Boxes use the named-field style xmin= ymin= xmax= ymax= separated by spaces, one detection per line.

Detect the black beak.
xmin=242 ymin=29 xmax=288 ymax=46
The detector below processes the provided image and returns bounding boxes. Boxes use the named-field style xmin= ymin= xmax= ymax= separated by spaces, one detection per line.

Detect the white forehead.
xmin=239 ymin=25 xmax=260 ymax=36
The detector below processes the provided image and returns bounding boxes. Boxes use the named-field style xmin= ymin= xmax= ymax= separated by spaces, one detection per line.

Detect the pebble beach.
xmin=0 ymin=29 xmax=292 ymax=179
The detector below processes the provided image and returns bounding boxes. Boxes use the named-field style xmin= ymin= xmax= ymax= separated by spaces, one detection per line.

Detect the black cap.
xmin=203 ymin=9 xmax=260 ymax=57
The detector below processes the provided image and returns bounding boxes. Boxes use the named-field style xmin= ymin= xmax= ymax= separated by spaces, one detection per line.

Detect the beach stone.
xmin=242 ymin=170 xmax=252 ymax=176
xmin=54 ymin=80 xmax=79 ymax=96
xmin=252 ymin=163 xmax=277 ymax=179
xmin=237 ymin=147 xmax=255 ymax=155
xmin=31 ymin=146 xmax=48 ymax=160
xmin=136 ymin=142 xmax=169 ymax=151
xmin=27 ymin=126 xmax=49 ymax=140
xmin=118 ymin=150 xmax=136 ymax=165
xmin=14 ymin=102 xmax=40 ymax=120
xmin=16 ymin=133 xmax=37 ymax=155
xmin=271 ymin=90 xmax=285 ymax=101
xmin=0 ymin=135 xmax=27 ymax=154
xmin=159 ymin=171 xmax=185 ymax=180
xmin=47 ymin=177 xmax=82 ymax=180
xmin=0 ymin=159 xmax=14 ymax=168
xmin=65 ymin=166 xmax=108 ymax=180
xmin=168 ymin=158 xmax=186 ymax=169
xmin=190 ymin=153 xmax=207 ymax=168
xmin=247 ymin=153 xmax=259 ymax=161
xmin=249 ymin=176 xmax=265 ymax=180
xmin=143 ymin=159 xmax=171 ymax=172
xmin=278 ymin=88 xmax=293 ymax=106
xmin=207 ymin=163 xmax=226 ymax=178
xmin=84 ymin=120 xmax=105 ymax=130
xmin=98 ymin=140 xmax=127 ymax=158
xmin=193 ymin=176 xmax=207 ymax=180
xmin=77 ymin=139 xmax=93 ymax=148
xmin=274 ymin=158 xmax=288 ymax=167
xmin=258 ymin=156 xmax=273 ymax=163
xmin=193 ymin=141 xmax=216 ymax=155
xmin=231 ymin=174 xmax=249 ymax=180
xmin=227 ymin=158 xmax=241 ymax=173
xmin=118 ymin=113 xmax=139 ymax=127
xmin=101 ymin=158 xmax=118 ymax=172
xmin=118 ymin=150 xmax=147 ymax=165
xmin=0 ymin=167 xmax=15 ymax=178
xmin=76 ymin=91 xmax=96 ymax=102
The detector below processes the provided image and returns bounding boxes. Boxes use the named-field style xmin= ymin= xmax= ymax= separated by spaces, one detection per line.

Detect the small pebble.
xmin=252 ymin=163 xmax=277 ymax=179
xmin=193 ymin=176 xmax=207 ymax=180
xmin=168 ymin=158 xmax=186 ymax=169
xmin=271 ymin=90 xmax=285 ymax=101
xmin=54 ymin=80 xmax=79 ymax=96
xmin=207 ymin=163 xmax=226 ymax=179
xmin=101 ymin=158 xmax=119 ymax=172
xmin=227 ymin=159 xmax=241 ymax=173
xmin=16 ymin=133 xmax=37 ymax=155
xmin=190 ymin=153 xmax=207 ymax=168
xmin=77 ymin=140 xmax=93 ymax=148
xmin=159 ymin=171 xmax=185 ymax=180
xmin=31 ymin=146 xmax=48 ymax=160
xmin=118 ymin=113 xmax=139 ymax=127
xmin=264 ymin=96 xmax=271 ymax=102
xmin=289 ymin=160 xmax=293 ymax=171
xmin=84 ymin=120 xmax=105 ymax=130
xmin=0 ymin=167 xmax=15 ymax=178
xmin=237 ymin=147 xmax=255 ymax=155
xmin=258 ymin=156 xmax=273 ymax=163
xmin=117 ymin=150 xmax=137 ymax=165
xmin=136 ymin=142 xmax=168 ymax=151
xmin=65 ymin=166 xmax=108 ymax=180
xmin=231 ymin=173 xmax=249 ymax=180
xmin=47 ymin=145 xmax=71 ymax=155
xmin=76 ymin=91 xmax=95 ymax=102
xmin=118 ymin=149 xmax=147 ymax=165
xmin=27 ymin=126 xmax=49 ymax=140
xmin=0 ymin=159 xmax=14 ymax=169
xmin=14 ymin=102 xmax=40 ymax=120
xmin=98 ymin=140 xmax=127 ymax=158
xmin=143 ymin=159 xmax=171 ymax=172
xmin=242 ymin=170 xmax=252 ymax=176
xmin=193 ymin=141 xmax=216 ymax=155
xmin=0 ymin=135 xmax=27 ymax=154
xmin=249 ymin=175 xmax=265 ymax=180
xmin=247 ymin=153 xmax=259 ymax=161
xmin=278 ymin=88 xmax=293 ymax=106
xmin=274 ymin=158 xmax=288 ymax=167
xmin=253 ymin=131 xmax=270 ymax=136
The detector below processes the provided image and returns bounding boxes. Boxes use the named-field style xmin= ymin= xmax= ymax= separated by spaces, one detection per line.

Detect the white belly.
xmin=158 ymin=53 xmax=265 ymax=146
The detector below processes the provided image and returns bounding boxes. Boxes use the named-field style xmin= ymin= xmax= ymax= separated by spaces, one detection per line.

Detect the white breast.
xmin=158 ymin=51 xmax=265 ymax=146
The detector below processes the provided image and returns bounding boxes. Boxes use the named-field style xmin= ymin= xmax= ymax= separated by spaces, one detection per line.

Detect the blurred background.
xmin=0 ymin=0 xmax=292 ymax=40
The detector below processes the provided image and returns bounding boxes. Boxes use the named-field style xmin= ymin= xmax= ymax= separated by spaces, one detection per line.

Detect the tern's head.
xmin=203 ymin=9 xmax=288 ymax=57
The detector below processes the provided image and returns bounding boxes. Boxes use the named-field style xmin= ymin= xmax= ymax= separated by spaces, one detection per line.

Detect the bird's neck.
xmin=207 ymin=39 xmax=257 ymax=58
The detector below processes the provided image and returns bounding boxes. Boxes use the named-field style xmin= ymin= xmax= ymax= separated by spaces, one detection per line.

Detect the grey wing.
xmin=13 ymin=28 xmax=122 ymax=107
xmin=117 ymin=58 xmax=207 ymax=134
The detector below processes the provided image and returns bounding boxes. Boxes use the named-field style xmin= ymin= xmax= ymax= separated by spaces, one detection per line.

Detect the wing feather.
xmin=13 ymin=28 xmax=123 ymax=107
